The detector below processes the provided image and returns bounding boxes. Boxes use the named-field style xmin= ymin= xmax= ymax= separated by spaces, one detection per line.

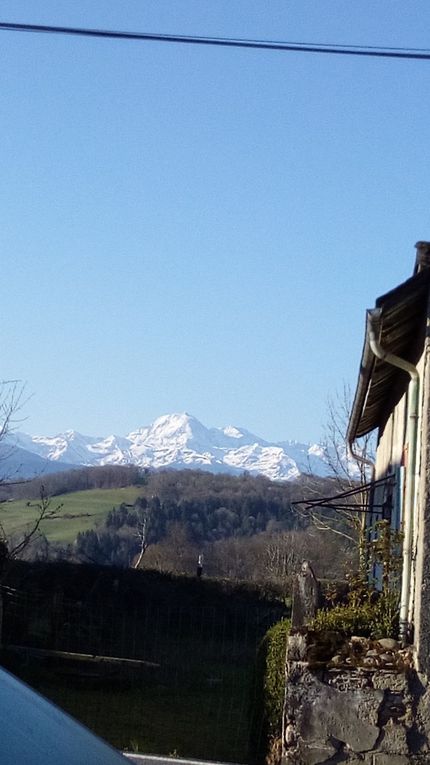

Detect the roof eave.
xmin=346 ymin=310 xmax=378 ymax=446
xmin=347 ymin=267 xmax=430 ymax=445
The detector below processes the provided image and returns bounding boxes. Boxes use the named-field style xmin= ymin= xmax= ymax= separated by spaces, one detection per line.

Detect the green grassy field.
xmin=3 ymin=651 xmax=253 ymax=762
xmin=0 ymin=559 xmax=285 ymax=762
xmin=2 ymin=606 xmax=262 ymax=762
xmin=0 ymin=487 xmax=143 ymax=544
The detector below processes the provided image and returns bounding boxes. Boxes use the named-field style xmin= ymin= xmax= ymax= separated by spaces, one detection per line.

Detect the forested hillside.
xmin=1 ymin=466 xmax=353 ymax=587
xmin=74 ymin=469 xmax=303 ymax=568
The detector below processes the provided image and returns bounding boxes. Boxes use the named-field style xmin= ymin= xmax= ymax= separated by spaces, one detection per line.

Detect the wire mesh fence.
xmin=0 ymin=584 xmax=284 ymax=762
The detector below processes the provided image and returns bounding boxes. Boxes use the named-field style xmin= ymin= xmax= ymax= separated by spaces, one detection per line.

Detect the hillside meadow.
xmin=0 ymin=487 xmax=143 ymax=544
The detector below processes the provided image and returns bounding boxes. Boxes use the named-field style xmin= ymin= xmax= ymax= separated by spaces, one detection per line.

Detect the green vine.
xmin=312 ymin=520 xmax=402 ymax=639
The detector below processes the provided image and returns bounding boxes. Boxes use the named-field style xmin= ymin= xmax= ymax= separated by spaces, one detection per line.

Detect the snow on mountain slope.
xmin=14 ymin=413 xmax=344 ymax=481
xmin=0 ymin=440 xmax=79 ymax=480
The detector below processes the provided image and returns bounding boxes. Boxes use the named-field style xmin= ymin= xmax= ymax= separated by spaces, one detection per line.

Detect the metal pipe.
xmin=367 ymin=309 xmax=419 ymax=643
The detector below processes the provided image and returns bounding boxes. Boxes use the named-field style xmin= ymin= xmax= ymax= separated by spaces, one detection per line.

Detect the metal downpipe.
xmin=367 ymin=310 xmax=419 ymax=643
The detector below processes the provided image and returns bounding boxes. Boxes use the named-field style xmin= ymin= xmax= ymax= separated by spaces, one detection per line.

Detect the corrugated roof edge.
xmin=347 ymin=252 xmax=430 ymax=446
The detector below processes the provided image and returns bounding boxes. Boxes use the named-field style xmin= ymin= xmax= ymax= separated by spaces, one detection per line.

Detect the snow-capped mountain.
xmin=10 ymin=413 xmax=343 ymax=482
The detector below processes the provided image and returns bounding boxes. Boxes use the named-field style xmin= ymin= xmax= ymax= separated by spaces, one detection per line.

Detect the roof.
xmin=347 ymin=265 xmax=430 ymax=444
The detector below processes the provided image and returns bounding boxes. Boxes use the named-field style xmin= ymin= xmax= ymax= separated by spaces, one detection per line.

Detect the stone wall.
xmin=282 ymin=633 xmax=430 ymax=765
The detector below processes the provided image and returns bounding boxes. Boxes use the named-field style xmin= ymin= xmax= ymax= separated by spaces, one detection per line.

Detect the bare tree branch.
xmin=133 ymin=513 xmax=149 ymax=569
xmin=8 ymin=485 xmax=63 ymax=559
xmin=298 ymin=383 xmax=375 ymax=547
xmin=0 ymin=381 xmax=30 ymax=484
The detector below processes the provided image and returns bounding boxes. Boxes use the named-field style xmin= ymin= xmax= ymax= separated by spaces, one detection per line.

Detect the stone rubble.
xmin=324 ymin=635 xmax=414 ymax=672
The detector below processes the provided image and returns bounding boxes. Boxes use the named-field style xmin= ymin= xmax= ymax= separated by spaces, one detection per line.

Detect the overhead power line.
xmin=0 ymin=21 xmax=430 ymax=61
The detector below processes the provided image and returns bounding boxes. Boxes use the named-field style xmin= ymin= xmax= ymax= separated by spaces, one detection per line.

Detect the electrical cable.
xmin=0 ymin=21 xmax=430 ymax=61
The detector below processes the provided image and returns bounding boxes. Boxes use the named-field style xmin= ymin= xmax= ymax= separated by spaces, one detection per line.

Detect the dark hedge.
xmin=249 ymin=618 xmax=290 ymax=765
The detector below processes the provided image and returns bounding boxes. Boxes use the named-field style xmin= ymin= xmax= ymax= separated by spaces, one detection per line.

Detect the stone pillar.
xmin=291 ymin=561 xmax=321 ymax=630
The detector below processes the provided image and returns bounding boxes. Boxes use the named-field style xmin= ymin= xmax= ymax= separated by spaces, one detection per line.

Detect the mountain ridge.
xmin=8 ymin=412 xmax=343 ymax=482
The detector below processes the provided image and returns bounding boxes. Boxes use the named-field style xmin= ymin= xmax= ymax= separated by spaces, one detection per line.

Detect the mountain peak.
xmin=153 ymin=411 xmax=196 ymax=425
xmin=15 ymin=413 xmax=346 ymax=481
xmin=150 ymin=412 xmax=201 ymax=434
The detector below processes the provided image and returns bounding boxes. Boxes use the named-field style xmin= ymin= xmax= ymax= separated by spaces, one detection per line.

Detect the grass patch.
xmin=3 ymin=649 xmax=253 ymax=762
xmin=0 ymin=487 xmax=143 ymax=544
xmin=0 ymin=562 xmax=287 ymax=762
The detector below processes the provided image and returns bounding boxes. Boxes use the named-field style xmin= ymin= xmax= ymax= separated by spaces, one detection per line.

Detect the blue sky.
xmin=1 ymin=1 xmax=429 ymax=442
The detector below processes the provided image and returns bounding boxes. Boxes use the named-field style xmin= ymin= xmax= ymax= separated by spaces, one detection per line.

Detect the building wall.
xmin=412 ymin=329 xmax=430 ymax=674
xmin=374 ymin=388 xmax=407 ymax=482
xmin=373 ymin=346 xmax=429 ymax=483
xmin=372 ymin=333 xmax=430 ymax=674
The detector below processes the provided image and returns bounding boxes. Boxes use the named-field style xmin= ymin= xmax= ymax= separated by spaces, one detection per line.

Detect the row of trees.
xmin=1 ymin=464 xmax=147 ymax=501
xmin=72 ymin=521 xmax=351 ymax=588
xmin=141 ymin=526 xmax=351 ymax=585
